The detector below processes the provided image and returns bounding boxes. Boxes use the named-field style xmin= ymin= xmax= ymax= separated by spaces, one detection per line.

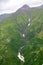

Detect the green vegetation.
xmin=0 ymin=8 xmax=43 ymax=65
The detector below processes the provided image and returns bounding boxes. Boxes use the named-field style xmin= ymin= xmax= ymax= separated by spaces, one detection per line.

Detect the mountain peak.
xmin=21 ymin=4 xmax=30 ymax=9
xmin=22 ymin=4 xmax=29 ymax=8
xmin=20 ymin=4 xmax=30 ymax=11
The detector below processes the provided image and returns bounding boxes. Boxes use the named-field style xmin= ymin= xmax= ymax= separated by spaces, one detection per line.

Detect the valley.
xmin=0 ymin=5 xmax=43 ymax=65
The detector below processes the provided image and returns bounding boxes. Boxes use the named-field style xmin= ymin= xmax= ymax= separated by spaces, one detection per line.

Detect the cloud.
xmin=25 ymin=0 xmax=43 ymax=7
xmin=0 ymin=0 xmax=8 ymax=2
xmin=0 ymin=0 xmax=43 ymax=15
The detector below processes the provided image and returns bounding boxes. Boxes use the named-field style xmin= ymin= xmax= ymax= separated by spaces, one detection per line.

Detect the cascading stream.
xmin=17 ymin=18 xmax=31 ymax=62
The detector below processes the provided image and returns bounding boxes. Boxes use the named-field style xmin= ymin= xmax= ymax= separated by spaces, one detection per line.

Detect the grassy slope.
xmin=0 ymin=9 xmax=43 ymax=65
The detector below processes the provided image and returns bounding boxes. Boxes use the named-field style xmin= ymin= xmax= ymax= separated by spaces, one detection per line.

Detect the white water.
xmin=28 ymin=23 xmax=30 ymax=27
xmin=28 ymin=18 xmax=30 ymax=22
xmin=18 ymin=52 xmax=25 ymax=62
xmin=22 ymin=34 xmax=25 ymax=38
xmin=18 ymin=18 xmax=31 ymax=62
xmin=20 ymin=46 xmax=24 ymax=50
xmin=28 ymin=18 xmax=31 ymax=27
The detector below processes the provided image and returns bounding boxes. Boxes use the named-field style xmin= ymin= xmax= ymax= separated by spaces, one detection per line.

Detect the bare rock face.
xmin=19 ymin=4 xmax=31 ymax=12
xmin=0 ymin=4 xmax=43 ymax=22
xmin=21 ymin=4 xmax=30 ymax=10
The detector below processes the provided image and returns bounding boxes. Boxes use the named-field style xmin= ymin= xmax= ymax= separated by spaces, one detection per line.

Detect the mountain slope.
xmin=0 ymin=5 xmax=43 ymax=65
xmin=0 ymin=14 xmax=11 ymax=22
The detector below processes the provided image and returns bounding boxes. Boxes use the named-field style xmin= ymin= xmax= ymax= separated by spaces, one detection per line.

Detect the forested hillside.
xmin=0 ymin=5 xmax=43 ymax=65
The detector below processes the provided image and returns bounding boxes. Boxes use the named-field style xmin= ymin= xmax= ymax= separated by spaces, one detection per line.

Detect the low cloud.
xmin=0 ymin=0 xmax=43 ymax=15
xmin=0 ymin=0 xmax=9 ymax=2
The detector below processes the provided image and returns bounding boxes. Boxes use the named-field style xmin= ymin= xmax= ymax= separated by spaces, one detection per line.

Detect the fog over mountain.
xmin=0 ymin=4 xmax=43 ymax=22
xmin=0 ymin=0 xmax=43 ymax=15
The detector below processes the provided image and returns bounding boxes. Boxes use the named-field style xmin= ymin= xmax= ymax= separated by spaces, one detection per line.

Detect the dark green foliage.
xmin=0 ymin=8 xmax=43 ymax=65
